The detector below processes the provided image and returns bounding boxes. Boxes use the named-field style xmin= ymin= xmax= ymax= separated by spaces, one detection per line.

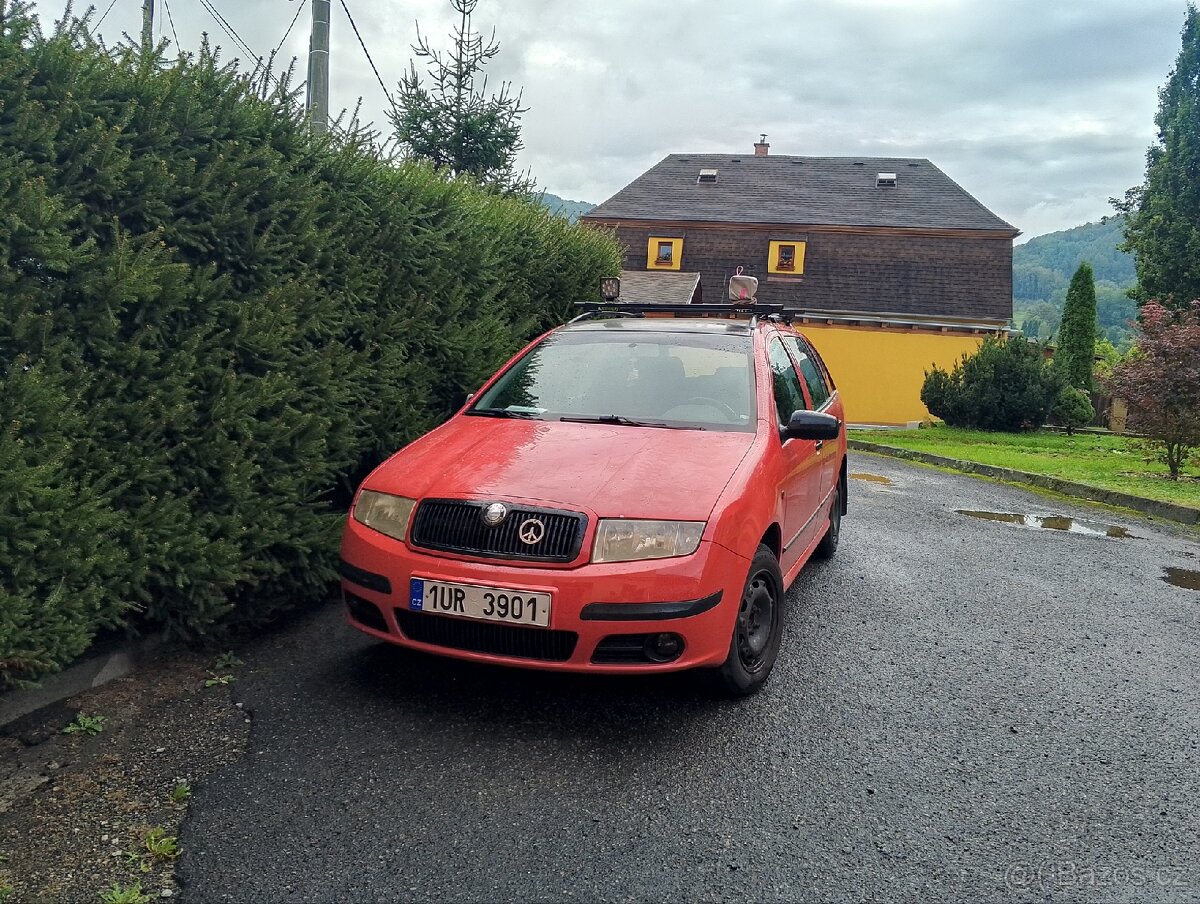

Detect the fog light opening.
xmin=645 ymin=632 xmax=684 ymax=663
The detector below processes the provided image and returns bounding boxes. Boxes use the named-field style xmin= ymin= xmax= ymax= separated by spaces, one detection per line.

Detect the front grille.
xmin=410 ymin=499 xmax=587 ymax=563
xmin=395 ymin=610 xmax=577 ymax=662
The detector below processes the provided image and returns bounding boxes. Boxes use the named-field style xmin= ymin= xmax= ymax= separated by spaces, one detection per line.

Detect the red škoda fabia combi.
xmin=339 ymin=307 xmax=847 ymax=695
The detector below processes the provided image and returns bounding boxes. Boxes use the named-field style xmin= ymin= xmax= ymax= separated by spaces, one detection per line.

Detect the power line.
xmin=339 ymin=0 xmax=396 ymax=112
xmin=274 ymin=0 xmax=308 ymax=58
xmin=94 ymin=0 xmax=119 ymax=30
xmin=162 ymin=0 xmax=180 ymax=47
xmin=198 ymin=0 xmax=258 ymax=62
xmin=198 ymin=0 xmax=295 ymax=101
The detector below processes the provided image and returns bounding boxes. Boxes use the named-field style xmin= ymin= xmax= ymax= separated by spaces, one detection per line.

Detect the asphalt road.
xmin=178 ymin=454 xmax=1200 ymax=903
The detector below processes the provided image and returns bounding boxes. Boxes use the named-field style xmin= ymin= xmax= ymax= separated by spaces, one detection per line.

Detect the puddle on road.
xmin=1163 ymin=567 xmax=1200 ymax=591
xmin=850 ymin=473 xmax=893 ymax=485
xmin=956 ymin=510 xmax=1134 ymax=539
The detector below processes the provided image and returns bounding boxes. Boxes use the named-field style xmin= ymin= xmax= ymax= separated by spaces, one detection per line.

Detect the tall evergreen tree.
xmin=1116 ymin=4 xmax=1200 ymax=308
xmin=390 ymin=0 xmax=532 ymax=194
xmin=1056 ymin=262 xmax=1098 ymax=390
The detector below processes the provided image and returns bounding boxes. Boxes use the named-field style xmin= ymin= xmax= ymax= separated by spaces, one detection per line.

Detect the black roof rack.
xmin=571 ymin=301 xmax=796 ymax=325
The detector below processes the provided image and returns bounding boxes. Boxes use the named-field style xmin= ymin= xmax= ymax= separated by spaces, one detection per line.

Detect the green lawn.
xmin=854 ymin=426 xmax=1200 ymax=508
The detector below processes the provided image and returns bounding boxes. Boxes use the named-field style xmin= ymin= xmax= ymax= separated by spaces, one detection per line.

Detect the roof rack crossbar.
xmin=568 ymin=309 xmax=645 ymax=323
xmin=574 ymin=301 xmax=787 ymax=318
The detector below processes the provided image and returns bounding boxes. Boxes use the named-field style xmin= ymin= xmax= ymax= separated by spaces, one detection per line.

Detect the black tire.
xmin=715 ymin=544 xmax=785 ymax=696
xmin=813 ymin=479 xmax=842 ymax=560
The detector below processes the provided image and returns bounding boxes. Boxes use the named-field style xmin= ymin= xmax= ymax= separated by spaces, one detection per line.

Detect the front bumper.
xmin=338 ymin=515 xmax=750 ymax=673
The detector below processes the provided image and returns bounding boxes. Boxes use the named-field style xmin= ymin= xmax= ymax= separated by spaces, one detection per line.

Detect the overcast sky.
xmin=80 ymin=0 xmax=1189 ymax=240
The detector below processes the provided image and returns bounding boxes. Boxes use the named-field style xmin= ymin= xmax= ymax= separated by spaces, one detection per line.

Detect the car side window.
xmin=782 ymin=335 xmax=831 ymax=409
xmin=767 ymin=337 xmax=808 ymax=430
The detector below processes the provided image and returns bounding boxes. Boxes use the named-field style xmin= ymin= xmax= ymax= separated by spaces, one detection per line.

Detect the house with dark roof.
xmin=582 ymin=141 xmax=1020 ymax=426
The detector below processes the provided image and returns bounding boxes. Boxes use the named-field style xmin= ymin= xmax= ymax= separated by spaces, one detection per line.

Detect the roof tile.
xmin=584 ymin=154 xmax=1017 ymax=233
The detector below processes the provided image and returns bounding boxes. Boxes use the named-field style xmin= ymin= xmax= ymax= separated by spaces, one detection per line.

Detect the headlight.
xmin=592 ymin=519 xmax=705 ymax=564
xmin=353 ymin=491 xmax=417 ymax=542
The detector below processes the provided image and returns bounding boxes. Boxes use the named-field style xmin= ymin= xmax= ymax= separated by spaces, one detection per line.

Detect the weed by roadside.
xmin=63 ymin=714 xmax=106 ymax=736
xmin=203 ymin=651 xmax=243 ymax=689
xmin=213 ymin=652 xmax=243 ymax=671
xmin=168 ymin=781 xmax=191 ymax=806
xmin=99 ymin=881 xmax=149 ymax=904
xmin=122 ymin=827 xmax=180 ymax=875
xmin=142 ymin=827 xmax=179 ymax=861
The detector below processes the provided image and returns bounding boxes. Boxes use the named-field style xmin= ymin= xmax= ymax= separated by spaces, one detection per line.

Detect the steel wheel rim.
xmin=736 ymin=571 xmax=777 ymax=673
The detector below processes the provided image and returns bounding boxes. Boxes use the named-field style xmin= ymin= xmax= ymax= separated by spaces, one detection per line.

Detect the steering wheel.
xmin=678 ymin=396 xmax=741 ymax=420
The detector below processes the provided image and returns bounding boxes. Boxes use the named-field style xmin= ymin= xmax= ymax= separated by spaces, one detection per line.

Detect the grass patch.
xmin=855 ymin=426 xmax=1200 ymax=508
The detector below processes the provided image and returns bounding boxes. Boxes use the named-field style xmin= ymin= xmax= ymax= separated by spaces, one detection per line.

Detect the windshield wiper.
xmin=558 ymin=414 xmax=702 ymax=430
xmin=469 ymin=408 xmax=539 ymax=419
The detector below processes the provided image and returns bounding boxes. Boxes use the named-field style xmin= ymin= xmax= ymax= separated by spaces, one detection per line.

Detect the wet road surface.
xmin=178 ymin=455 xmax=1200 ymax=902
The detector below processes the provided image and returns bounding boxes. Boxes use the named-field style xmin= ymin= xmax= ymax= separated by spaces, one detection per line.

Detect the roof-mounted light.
xmin=600 ymin=277 xmax=621 ymax=302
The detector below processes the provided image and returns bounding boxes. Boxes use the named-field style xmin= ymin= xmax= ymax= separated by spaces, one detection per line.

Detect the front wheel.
xmin=813 ymin=480 xmax=842 ymax=560
xmin=715 ymin=544 xmax=785 ymax=696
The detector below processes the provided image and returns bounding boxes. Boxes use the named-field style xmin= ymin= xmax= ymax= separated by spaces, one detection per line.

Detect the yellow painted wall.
xmin=767 ymin=240 xmax=806 ymax=275
xmin=799 ymin=324 xmax=994 ymax=426
xmin=646 ymin=237 xmax=683 ymax=270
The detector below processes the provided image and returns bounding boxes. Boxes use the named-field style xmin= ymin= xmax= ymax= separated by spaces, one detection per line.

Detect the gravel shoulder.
xmin=0 ymin=652 xmax=249 ymax=902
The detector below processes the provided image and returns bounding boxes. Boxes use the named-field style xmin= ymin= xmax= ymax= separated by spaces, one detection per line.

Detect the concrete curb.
xmin=0 ymin=634 xmax=166 ymax=727
xmin=849 ymin=439 xmax=1200 ymax=526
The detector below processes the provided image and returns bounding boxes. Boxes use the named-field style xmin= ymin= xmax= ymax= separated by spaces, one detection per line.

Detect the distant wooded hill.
xmin=538 ymin=192 xmax=595 ymax=223
xmin=1013 ymin=218 xmax=1137 ymax=344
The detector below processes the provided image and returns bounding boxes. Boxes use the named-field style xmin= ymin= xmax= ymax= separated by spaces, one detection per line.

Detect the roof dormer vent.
xmin=698 ymin=168 xmax=718 ymax=184
xmin=876 ymin=172 xmax=897 ymax=187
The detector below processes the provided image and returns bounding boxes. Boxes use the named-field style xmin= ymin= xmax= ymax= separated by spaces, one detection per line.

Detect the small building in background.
xmin=582 ymin=142 xmax=1019 ymax=426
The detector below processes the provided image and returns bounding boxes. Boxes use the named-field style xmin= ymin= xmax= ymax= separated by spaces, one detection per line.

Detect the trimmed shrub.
xmin=0 ymin=6 xmax=621 ymax=686
xmin=1051 ymin=386 xmax=1095 ymax=436
xmin=921 ymin=337 xmax=1063 ymax=431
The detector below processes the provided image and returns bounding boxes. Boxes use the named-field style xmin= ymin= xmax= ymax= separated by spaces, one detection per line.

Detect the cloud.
xmin=85 ymin=0 xmax=1191 ymax=238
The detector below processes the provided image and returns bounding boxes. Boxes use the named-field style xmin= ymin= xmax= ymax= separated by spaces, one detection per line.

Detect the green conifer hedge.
xmin=0 ymin=4 xmax=620 ymax=687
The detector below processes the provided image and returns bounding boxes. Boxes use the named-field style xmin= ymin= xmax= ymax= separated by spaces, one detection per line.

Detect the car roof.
xmin=560 ymin=317 xmax=771 ymax=336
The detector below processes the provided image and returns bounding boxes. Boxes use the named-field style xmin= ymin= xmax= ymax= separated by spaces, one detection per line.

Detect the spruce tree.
xmin=1117 ymin=4 xmax=1200 ymax=308
xmin=1056 ymin=263 xmax=1098 ymax=390
xmin=390 ymin=0 xmax=532 ymax=194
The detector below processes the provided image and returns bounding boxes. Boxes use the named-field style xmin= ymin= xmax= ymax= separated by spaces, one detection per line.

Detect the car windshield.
xmin=468 ymin=329 xmax=757 ymax=432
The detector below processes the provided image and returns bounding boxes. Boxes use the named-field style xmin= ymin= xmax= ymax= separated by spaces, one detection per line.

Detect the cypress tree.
xmin=1117 ymin=4 xmax=1200 ymax=308
xmin=1056 ymin=263 xmax=1098 ymax=390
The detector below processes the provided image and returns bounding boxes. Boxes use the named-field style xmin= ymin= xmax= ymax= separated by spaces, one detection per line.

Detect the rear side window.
xmin=767 ymin=338 xmax=807 ymax=428
xmin=782 ymin=335 xmax=831 ymax=409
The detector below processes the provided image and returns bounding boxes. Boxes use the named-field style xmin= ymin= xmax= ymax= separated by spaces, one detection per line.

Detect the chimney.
xmin=754 ymin=133 xmax=769 ymax=157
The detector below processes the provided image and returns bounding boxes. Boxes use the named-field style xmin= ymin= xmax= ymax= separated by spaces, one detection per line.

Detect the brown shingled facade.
xmin=597 ymin=221 xmax=1013 ymax=321
xmin=582 ymin=153 xmax=1017 ymax=324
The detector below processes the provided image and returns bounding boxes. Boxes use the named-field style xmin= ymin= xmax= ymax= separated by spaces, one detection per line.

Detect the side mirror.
xmin=784 ymin=409 xmax=840 ymax=441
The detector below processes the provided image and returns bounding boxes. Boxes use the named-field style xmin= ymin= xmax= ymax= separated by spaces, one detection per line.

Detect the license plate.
xmin=409 ymin=577 xmax=551 ymax=627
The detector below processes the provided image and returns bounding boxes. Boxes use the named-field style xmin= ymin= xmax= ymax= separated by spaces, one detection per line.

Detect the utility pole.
xmin=307 ymin=0 xmax=331 ymax=134
xmin=140 ymin=0 xmax=154 ymax=50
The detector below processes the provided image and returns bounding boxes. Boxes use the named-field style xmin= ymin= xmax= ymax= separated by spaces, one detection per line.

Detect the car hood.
xmin=366 ymin=416 xmax=757 ymax=521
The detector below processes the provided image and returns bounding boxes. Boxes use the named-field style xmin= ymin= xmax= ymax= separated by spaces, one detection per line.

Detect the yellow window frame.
xmin=647 ymin=237 xmax=683 ymax=270
xmin=768 ymin=240 xmax=806 ymax=275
